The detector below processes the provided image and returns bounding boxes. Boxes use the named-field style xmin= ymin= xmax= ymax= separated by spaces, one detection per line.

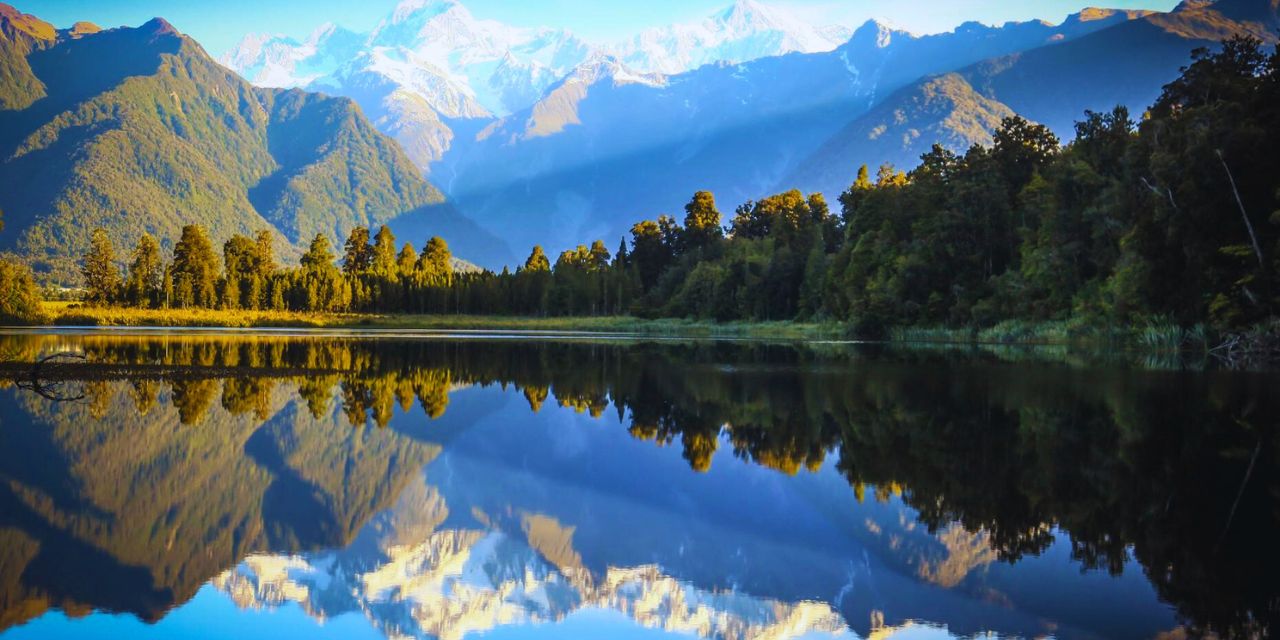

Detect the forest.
xmin=11 ymin=37 xmax=1275 ymax=338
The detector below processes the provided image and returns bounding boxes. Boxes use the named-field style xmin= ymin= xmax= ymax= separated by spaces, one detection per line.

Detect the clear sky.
xmin=14 ymin=0 xmax=1182 ymax=56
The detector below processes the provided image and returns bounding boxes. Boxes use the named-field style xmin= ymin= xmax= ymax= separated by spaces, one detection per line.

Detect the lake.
xmin=0 ymin=330 xmax=1274 ymax=639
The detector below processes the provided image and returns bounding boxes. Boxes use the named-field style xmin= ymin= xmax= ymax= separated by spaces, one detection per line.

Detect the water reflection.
xmin=0 ymin=332 xmax=1275 ymax=639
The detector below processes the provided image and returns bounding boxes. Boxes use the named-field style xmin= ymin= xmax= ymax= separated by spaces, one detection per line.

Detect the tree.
xmin=517 ymin=246 xmax=552 ymax=315
xmin=254 ymin=230 xmax=277 ymax=275
xmin=417 ymin=237 xmax=453 ymax=283
xmin=223 ymin=234 xmax=264 ymax=309
xmin=0 ymin=258 xmax=44 ymax=323
xmin=171 ymin=225 xmax=220 ymax=308
xmin=82 ymin=228 xmax=121 ymax=305
xmin=523 ymin=246 xmax=551 ymax=272
xmin=397 ymin=243 xmax=417 ymax=277
xmin=301 ymin=234 xmax=337 ymax=272
xmin=124 ymin=233 xmax=163 ymax=308
xmin=299 ymin=234 xmax=349 ymax=312
xmin=630 ymin=220 xmax=673 ymax=291
xmin=343 ymin=226 xmax=374 ymax=275
xmin=372 ymin=225 xmax=399 ymax=277
xmin=992 ymin=115 xmax=1060 ymax=198
xmin=683 ymin=191 xmax=723 ymax=251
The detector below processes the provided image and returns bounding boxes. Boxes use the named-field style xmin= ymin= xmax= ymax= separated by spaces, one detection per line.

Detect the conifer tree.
xmin=397 ymin=243 xmax=417 ymax=277
xmin=372 ymin=225 xmax=399 ymax=277
xmin=82 ymin=228 xmax=121 ymax=305
xmin=124 ymin=233 xmax=163 ymax=308
xmin=683 ymin=191 xmax=723 ymax=251
xmin=342 ymin=226 xmax=374 ymax=275
xmin=171 ymin=225 xmax=219 ymax=308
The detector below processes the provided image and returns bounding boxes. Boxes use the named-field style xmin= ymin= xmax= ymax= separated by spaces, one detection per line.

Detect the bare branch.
xmin=1217 ymin=149 xmax=1265 ymax=270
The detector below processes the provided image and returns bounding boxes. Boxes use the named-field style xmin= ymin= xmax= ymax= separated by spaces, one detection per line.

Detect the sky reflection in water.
xmin=0 ymin=332 xmax=1274 ymax=639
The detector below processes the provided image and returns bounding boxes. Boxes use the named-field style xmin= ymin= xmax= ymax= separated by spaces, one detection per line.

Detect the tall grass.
xmin=41 ymin=303 xmax=848 ymax=339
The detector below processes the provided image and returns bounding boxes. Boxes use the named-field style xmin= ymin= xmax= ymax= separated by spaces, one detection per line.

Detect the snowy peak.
xmin=846 ymin=19 xmax=901 ymax=50
xmin=612 ymin=0 xmax=850 ymax=75
xmin=566 ymin=53 xmax=665 ymax=88
xmin=388 ymin=0 xmax=465 ymax=24
xmin=715 ymin=0 xmax=813 ymax=37
xmin=214 ymin=522 xmax=858 ymax=640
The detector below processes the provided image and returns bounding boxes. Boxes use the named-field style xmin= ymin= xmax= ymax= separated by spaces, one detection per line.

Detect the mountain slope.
xmin=961 ymin=0 xmax=1280 ymax=136
xmin=788 ymin=0 xmax=1279 ymax=200
xmin=0 ymin=6 xmax=489 ymax=281
xmin=789 ymin=74 xmax=1017 ymax=198
xmin=612 ymin=0 xmax=851 ymax=74
xmin=433 ymin=8 xmax=1163 ymax=257
xmin=221 ymin=0 xmax=853 ymax=175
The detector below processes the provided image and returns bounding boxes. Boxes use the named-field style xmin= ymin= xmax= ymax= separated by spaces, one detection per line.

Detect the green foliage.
xmin=0 ymin=256 xmax=44 ymax=323
xmin=81 ymin=229 xmax=120 ymax=305
xmin=0 ymin=21 xmax=445 ymax=284
xmin=123 ymin=233 xmax=163 ymax=308
xmin=78 ymin=39 xmax=1279 ymax=336
xmin=171 ymin=225 xmax=219 ymax=309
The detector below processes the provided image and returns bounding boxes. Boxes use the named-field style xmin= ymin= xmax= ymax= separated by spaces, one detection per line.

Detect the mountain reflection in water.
xmin=0 ymin=332 xmax=1275 ymax=639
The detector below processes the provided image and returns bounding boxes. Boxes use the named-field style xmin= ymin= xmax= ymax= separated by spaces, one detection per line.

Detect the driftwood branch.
xmin=1217 ymin=149 xmax=1265 ymax=270
xmin=15 ymin=352 xmax=88 ymax=402
xmin=1216 ymin=436 xmax=1263 ymax=550
xmin=1140 ymin=176 xmax=1179 ymax=213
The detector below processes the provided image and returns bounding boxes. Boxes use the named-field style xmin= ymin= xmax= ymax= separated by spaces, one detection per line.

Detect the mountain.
xmin=216 ymin=517 xmax=858 ymax=640
xmin=789 ymin=0 xmax=1280 ymax=197
xmin=0 ymin=5 xmax=500 ymax=281
xmin=0 ymin=374 xmax=439 ymax=629
xmin=221 ymin=0 xmax=595 ymax=174
xmin=434 ymin=7 xmax=1173 ymax=258
xmin=611 ymin=0 xmax=852 ymax=74
xmin=221 ymin=0 xmax=853 ymax=177
xmin=789 ymin=74 xmax=1017 ymax=196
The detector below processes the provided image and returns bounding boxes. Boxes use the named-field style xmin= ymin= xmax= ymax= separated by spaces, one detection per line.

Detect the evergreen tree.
xmin=417 ymin=237 xmax=453 ymax=283
xmin=82 ymin=228 xmax=121 ymax=305
xmin=397 ymin=243 xmax=418 ymax=277
xmin=299 ymin=234 xmax=349 ymax=312
xmin=683 ymin=191 xmax=723 ymax=251
xmin=0 ymin=258 xmax=44 ymax=323
xmin=124 ymin=233 xmax=163 ymax=308
xmin=254 ymin=230 xmax=277 ymax=275
xmin=343 ymin=226 xmax=374 ymax=275
xmin=372 ymin=225 xmax=399 ymax=277
xmin=171 ymin=225 xmax=219 ymax=308
xmin=224 ymin=234 xmax=264 ymax=309
xmin=524 ymin=246 xmax=551 ymax=272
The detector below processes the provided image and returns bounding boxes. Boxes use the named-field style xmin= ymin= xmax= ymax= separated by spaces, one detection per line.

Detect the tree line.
xmin=80 ymin=38 xmax=1279 ymax=332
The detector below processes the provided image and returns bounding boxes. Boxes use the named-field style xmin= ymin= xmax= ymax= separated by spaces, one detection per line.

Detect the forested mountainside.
xmin=434 ymin=0 xmax=1278 ymax=260
xmin=0 ymin=4 xmax=502 ymax=283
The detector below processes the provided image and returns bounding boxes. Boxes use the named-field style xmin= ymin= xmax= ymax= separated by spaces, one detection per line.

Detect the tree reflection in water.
xmin=0 ymin=333 xmax=1274 ymax=638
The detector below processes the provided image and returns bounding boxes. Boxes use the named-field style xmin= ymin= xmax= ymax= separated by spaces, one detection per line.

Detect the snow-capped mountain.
xmin=213 ymin=480 xmax=858 ymax=640
xmin=221 ymin=22 xmax=365 ymax=89
xmin=363 ymin=0 xmax=593 ymax=117
xmin=219 ymin=0 xmax=849 ymax=173
xmin=613 ymin=0 xmax=852 ymax=74
xmin=221 ymin=0 xmax=594 ymax=119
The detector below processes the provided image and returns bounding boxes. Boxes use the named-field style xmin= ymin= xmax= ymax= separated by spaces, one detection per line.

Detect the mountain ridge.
xmin=433 ymin=3 xmax=1188 ymax=258
xmin=0 ymin=4 xmax=505 ymax=281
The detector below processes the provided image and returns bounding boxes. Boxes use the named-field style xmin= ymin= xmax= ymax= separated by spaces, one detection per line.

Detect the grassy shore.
xmin=33 ymin=303 xmax=1279 ymax=361
xmin=37 ymin=302 xmax=849 ymax=339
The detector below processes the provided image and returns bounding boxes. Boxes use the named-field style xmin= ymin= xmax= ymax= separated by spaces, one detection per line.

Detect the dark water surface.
xmin=0 ymin=331 xmax=1275 ymax=639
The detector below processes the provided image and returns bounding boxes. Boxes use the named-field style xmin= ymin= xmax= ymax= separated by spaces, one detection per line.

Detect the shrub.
xmin=0 ymin=258 xmax=46 ymax=324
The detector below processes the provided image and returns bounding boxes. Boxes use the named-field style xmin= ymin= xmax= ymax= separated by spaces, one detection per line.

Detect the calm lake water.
xmin=0 ymin=330 xmax=1275 ymax=639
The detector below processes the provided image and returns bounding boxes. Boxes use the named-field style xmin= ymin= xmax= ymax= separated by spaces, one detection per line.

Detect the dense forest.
xmin=36 ymin=38 xmax=1280 ymax=336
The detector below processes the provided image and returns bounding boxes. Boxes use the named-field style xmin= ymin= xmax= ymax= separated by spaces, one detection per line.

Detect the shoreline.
xmin=23 ymin=303 xmax=1278 ymax=356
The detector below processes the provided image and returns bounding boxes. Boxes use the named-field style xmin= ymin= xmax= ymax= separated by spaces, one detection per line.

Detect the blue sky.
xmin=16 ymin=0 xmax=1181 ymax=56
